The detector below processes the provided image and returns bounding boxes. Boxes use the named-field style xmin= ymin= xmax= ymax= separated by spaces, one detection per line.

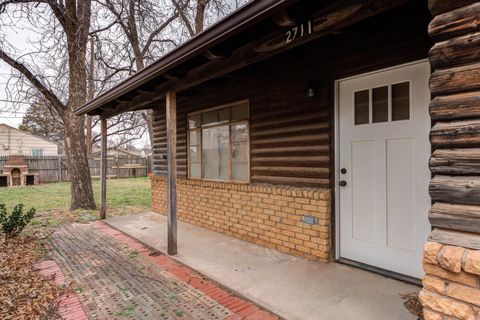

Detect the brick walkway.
xmin=47 ymin=222 xmax=277 ymax=320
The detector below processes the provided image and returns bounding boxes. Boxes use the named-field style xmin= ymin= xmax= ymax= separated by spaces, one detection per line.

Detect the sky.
xmin=0 ymin=26 xmax=32 ymax=128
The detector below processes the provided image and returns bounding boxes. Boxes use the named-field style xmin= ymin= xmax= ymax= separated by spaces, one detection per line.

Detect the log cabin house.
xmin=76 ymin=0 xmax=480 ymax=318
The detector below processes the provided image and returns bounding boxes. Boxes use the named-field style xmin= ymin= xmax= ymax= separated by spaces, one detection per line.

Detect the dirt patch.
xmin=0 ymin=237 xmax=63 ymax=319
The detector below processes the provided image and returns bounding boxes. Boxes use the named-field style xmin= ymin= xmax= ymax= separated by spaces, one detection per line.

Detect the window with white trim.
xmin=31 ymin=148 xmax=44 ymax=156
xmin=188 ymin=101 xmax=249 ymax=182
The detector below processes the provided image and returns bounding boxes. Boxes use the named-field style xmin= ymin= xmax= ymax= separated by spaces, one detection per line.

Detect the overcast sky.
xmin=0 ymin=25 xmax=33 ymax=128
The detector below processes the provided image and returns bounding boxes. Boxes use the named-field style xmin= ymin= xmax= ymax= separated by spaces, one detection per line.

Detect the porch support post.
xmin=100 ymin=117 xmax=107 ymax=220
xmin=166 ymin=91 xmax=177 ymax=255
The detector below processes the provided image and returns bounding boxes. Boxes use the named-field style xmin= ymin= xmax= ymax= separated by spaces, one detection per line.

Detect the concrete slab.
xmin=106 ymin=212 xmax=419 ymax=320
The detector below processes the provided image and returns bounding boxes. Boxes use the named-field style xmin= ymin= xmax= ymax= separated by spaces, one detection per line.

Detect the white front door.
xmin=337 ymin=61 xmax=431 ymax=279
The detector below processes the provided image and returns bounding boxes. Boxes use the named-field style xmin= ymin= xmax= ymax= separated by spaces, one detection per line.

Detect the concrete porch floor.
xmin=106 ymin=212 xmax=419 ymax=320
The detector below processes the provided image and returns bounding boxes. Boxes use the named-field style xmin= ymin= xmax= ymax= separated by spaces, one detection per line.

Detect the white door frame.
xmin=333 ymin=59 xmax=430 ymax=264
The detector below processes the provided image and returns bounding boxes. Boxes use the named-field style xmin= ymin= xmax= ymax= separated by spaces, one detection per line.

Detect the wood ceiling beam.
xmin=203 ymin=49 xmax=227 ymax=60
xmin=272 ymin=10 xmax=296 ymax=27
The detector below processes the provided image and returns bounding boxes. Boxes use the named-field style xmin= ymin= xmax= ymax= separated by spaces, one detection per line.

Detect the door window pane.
xmin=392 ymin=82 xmax=410 ymax=121
xmin=372 ymin=86 xmax=388 ymax=123
xmin=354 ymin=90 xmax=369 ymax=125
xmin=202 ymin=126 xmax=229 ymax=180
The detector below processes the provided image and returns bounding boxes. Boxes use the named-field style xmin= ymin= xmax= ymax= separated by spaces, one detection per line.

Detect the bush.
xmin=0 ymin=204 xmax=36 ymax=238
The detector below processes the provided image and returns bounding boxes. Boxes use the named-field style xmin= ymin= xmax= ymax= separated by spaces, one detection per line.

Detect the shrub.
xmin=0 ymin=204 xmax=36 ymax=238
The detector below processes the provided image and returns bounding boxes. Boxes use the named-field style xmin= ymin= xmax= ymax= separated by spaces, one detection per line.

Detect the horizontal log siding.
xmin=427 ymin=1 xmax=480 ymax=239
xmin=152 ymin=2 xmax=431 ymax=189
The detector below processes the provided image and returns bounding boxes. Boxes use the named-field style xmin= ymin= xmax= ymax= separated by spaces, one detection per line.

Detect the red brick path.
xmin=44 ymin=221 xmax=278 ymax=320
xmin=34 ymin=260 xmax=88 ymax=320
xmin=93 ymin=221 xmax=278 ymax=320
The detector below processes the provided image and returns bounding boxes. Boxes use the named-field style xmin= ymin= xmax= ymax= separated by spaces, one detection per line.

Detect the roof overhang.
xmin=75 ymin=0 xmax=411 ymax=117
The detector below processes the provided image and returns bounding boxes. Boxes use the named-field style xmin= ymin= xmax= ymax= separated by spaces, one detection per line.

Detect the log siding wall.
xmin=427 ymin=1 xmax=480 ymax=247
xmin=151 ymin=1 xmax=432 ymax=189
xmin=419 ymin=2 xmax=480 ymax=319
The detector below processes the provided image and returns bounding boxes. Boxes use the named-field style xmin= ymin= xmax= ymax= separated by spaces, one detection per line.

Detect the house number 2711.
xmin=285 ymin=20 xmax=312 ymax=44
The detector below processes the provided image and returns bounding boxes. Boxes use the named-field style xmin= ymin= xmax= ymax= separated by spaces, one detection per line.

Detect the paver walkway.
xmin=47 ymin=223 xmax=277 ymax=320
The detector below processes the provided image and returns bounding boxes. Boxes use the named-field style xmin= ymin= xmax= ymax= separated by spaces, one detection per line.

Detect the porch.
xmin=106 ymin=212 xmax=419 ymax=320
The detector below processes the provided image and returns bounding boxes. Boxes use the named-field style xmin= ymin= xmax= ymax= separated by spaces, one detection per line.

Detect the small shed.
xmin=75 ymin=1 xmax=480 ymax=318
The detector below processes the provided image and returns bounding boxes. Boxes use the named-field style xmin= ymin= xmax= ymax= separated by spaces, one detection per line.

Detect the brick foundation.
xmin=420 ymin=242 xmax=480 ymax=320
xmin=151 ymin=176 xmax=331 ymax=261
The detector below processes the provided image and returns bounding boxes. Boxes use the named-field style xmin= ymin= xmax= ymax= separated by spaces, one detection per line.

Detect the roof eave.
xmin=75 ymin=0 xmax=299 ymax=116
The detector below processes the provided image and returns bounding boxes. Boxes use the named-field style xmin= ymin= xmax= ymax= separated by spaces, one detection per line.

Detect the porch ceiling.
xmin=74 ymin=0 xmax=412 ymax=118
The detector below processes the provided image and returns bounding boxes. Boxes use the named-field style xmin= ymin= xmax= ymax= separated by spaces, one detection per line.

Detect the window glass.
xmin=202 ymin=110 xmax=218 ymax=126
xmin=218 ymin=107 xmax=230 ymax=123
xmin=188 ymin=102 xmax=249 ymax=182
xmin=232 ymin=143 xmax=248 ymax=181
xmin=392 ymin=82 xmax=410 ymax=121
xmin=189 ymin=131 xmax=201 ymax=178
xmin=188 ymin=114 xmax=201 ymax=129
xmin=231 ymin=124 xmax=248 ymax=142
xmin=231 ymin=104 xmax=248 ymax=121
xmin=32 ymin=148 xmax=44 ymax=156
xmin=372 ymin=86 xmax=388 ymax=123
xmin=202 ymin=126 xmax=229 ymax=180
xmin=354 ymin=90 xmax=369 ymax=125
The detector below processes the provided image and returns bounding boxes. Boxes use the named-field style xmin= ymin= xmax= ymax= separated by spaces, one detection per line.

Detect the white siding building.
xmin=0 ymin=123 xmax=58 ymax=156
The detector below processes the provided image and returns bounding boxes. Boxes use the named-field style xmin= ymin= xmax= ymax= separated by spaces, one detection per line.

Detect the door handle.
xmin=339 ymin=180 xmax=347 ymax=187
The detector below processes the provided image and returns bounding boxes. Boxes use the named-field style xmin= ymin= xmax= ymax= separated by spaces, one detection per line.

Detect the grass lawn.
xmin=0 ymin=177 xmax=151 ymax=219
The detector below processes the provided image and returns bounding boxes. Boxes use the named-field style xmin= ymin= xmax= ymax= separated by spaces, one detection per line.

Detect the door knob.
xmin=339 ymin=180 xmax=347 ymax=187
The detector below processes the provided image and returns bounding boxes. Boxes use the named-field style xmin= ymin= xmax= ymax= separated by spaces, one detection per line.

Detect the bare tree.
xmin=90 ymin=0 xmax=186 ymax=150
xmin=0 ymin=0 xmax=96 ymax=210
xmin=93 ymin=0 xmax=247 ymax=147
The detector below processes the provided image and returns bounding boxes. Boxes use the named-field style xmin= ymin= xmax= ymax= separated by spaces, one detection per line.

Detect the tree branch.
xmin=0 ymin=48 xmax=66 ymax=115
xmin=142 ymin=12 xmax=180 ymax=56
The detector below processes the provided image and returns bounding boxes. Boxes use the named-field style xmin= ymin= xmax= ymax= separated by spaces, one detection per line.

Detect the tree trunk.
xmin=64 ymin=2 xmax=96 ymax=210
xmin=63 ymin=110 xmax=96 ymax=210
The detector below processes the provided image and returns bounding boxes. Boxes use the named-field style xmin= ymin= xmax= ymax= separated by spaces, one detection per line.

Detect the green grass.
xmin=0 ymin=177 xmax=151 ymax=213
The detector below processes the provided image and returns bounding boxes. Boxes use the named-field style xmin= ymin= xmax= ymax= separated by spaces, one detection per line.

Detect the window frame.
xmin=187 ymin=100 xmax=250 ymax=184
xmin=31 ymin=148 xmax=44 ymax=157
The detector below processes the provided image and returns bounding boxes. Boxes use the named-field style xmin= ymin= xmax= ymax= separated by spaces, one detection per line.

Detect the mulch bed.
xmin=0 ymin=236 xmax=63 ymax=319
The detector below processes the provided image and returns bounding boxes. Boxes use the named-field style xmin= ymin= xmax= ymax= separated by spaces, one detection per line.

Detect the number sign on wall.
xmin=285 ymin=21 xmax=313 ymax=44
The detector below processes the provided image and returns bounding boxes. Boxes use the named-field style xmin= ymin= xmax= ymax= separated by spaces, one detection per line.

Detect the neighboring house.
xmin=75 ymin=1 xmax=480 ymax=318
xmin=0 ymin=123 xmax=58 ymax=156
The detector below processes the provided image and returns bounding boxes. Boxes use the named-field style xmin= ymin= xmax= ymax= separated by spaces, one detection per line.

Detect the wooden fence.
xmin=0 ymin=155 xmax=150 ymax=183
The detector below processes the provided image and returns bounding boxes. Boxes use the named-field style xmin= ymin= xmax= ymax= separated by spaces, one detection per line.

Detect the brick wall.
xmin=151 ymin=176 xmax=331 ymax=261
xmin=420 ymin=242 xmax=480 ymax=320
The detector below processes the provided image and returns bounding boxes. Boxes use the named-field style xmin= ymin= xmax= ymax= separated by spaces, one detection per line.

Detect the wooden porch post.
xmin=100 ymin=117 xmax=107 ymax=220
xmin=166 ymin=91 xmax=177 ymax=255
